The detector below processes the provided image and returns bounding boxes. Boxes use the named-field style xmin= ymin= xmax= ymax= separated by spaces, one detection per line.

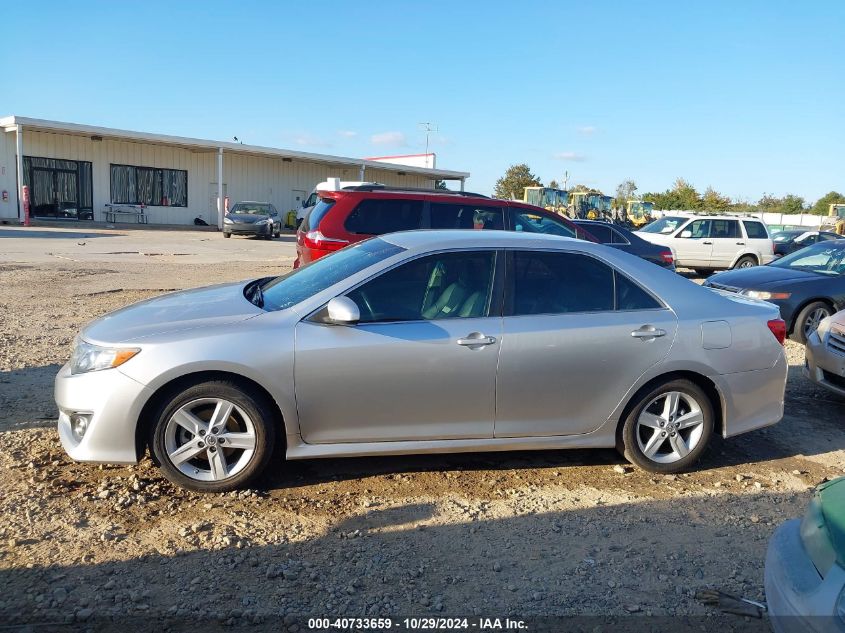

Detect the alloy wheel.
xmin=635 ymin=391 xmax=705 ymax=464
xmin=803 ymin=307 xmax=830 ymax=339
xmin=163 ymin=398 xmax=256 ymax=482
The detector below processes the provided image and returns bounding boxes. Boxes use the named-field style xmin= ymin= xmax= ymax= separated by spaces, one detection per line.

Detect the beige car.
xmin=804 ymin=309 xmax=845 ymax=398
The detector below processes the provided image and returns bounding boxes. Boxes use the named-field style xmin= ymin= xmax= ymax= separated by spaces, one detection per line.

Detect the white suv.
xmin=638 ymin=214 xmax=775 ymax=273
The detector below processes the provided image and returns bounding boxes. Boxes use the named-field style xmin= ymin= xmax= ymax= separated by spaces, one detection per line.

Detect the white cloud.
xmin=577 ymin=125 xmax=597 ymax=136
xmin=370 ymin=131 xmax=407 ymax=146
xmin=554 ymin=151 xmax=587 ymax=161
xmin=293 ymin=133 xmax=332 ymax=148
xmin=337 ymin=130 xmax=358 ymax=138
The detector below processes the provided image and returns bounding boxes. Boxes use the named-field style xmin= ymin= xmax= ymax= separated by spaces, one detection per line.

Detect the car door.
xmin=673 ymin=219 xmax=713 ymax=267
xmin=294 ymin=249 xmax=502 ymax=444
xmin=495 ymin=249 xmax=678 ymax=437
xmin=709 ymin=219 xmax=742 ymax=267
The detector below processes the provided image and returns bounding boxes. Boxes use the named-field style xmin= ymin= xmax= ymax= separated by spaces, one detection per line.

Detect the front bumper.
xmin=224 ymin=222 xmax=273 ymax=235
xmin=804 ymin=331 xmax=845 ymax=398
xmin=54 ymin=363 xmax=153 ymax=464
xmin=765 ymin=519 xmax=845 ymax=633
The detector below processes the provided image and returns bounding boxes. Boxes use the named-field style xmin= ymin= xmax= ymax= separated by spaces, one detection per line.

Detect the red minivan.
xmin=294 ymin=186 xmax=597 ymax=268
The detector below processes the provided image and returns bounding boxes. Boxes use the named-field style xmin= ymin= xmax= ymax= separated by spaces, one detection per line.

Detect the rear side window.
xmin=582 ymin=223 xmax=612 ymax=243
xmin=711 ymin=220 xmax=739 ymax=239
xmin=743 ymin=221 xmax=769 ymax=239
xmin=301 ymin=199 xmax=335 ymax=232
xmin=430 ymin=203 xmax=504 ymax=230
xmin=345 ymin=198 xmax=424 ymax=235
xmin=610 ymin=228 xmax=630 ymax=244
xmin=616 ymin=273 xmax=661 ymax=310
xmin=510 ymin=251 xmax=614 ymax=315
xmin=509 ymin=208 xmax=576 ymax=238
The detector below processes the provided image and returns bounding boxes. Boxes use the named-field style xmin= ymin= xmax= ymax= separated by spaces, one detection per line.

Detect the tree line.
xmin=492 ymin=164 xmax=843 ymax=215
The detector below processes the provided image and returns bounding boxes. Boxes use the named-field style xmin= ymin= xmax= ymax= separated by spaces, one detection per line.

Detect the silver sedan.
xmin=55 ymin=231 xmax=788 ymax=492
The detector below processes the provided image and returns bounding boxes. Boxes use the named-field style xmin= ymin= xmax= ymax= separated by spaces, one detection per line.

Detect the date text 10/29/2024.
xmin=307 ymin=618 xmax=528 ymax=631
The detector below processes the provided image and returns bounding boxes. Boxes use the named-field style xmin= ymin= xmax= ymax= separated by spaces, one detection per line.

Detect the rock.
xmin=624 ymin=604 xmax=641 ymax=613
xmin=492 ymin=562 xmax=502 ymax=572
xmin=612 ymin=465 xmax=629 ymax=475
xmin=52 ymin=587 xmax=68 ymax=603
xmin=76 ymin=608 xmax=93 ymax=621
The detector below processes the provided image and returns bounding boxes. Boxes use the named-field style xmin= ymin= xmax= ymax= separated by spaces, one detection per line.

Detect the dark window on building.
xmin=429 ymin=203 xmax=505 ymax=230
xmin=110 ymin=164 xmax=188 ymax=207
xmin=344 ymin=198 xmax=424 ymax=234
xmin=23 ymin=156 xmax=93 ymax=220
xmin=743 ymin=221 xmax=768 ymax=239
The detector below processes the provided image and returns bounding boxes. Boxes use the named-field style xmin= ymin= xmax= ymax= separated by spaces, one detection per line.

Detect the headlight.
xmin=223 ymin=216 xmax=233 ymax=224
xmin=256 ymin=218 xmax=272 ymax=225
xmin=799 ymin=495 xmax=837 ymax=577
xmin=70 ymin=339 xmax=140 ymax=375
xmin=741 ymin=290 xmax=792 ymax=301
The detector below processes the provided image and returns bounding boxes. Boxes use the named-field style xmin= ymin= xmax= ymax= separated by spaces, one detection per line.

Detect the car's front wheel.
xmin=792 ymin=301 xmax=832 ymax=344
xmin=620 ymin=379 xmax=713 ymax=473
xmin=150 ymin=380 xmax=276 ymax=492
xmin=733 ymin=255 xmax=757 ymax=269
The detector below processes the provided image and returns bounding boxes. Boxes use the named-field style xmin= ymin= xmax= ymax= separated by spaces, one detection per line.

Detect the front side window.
xmin=681 ymin=219 xmax=711 ymax=239
xmin=344 ymin=198 xmax=424 ymax=235
xmin=743 ymin=221 xmax=768 ymax=239
xmin=508 ymin=251 xmax=660 ymax=316
xmin=110 ymin=164 xmax=187 ymax=206
xmin=430 ymin=203 xmax=505 ymax=230
xmin=347 ymin=251 xmax=496 ymax=323
xmin=509 ymin=208 xmax=576 ymax=238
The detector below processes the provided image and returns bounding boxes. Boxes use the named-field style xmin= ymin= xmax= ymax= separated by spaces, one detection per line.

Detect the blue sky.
xmin=2 ymin=1 xmax=843 ymax=202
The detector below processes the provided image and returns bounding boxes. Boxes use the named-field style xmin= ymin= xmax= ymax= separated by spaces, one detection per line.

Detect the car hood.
xmin=636 ymin=231 xmax=673 ymax=245
xmin=227 ymin=213 xmax=269 ymax=224
xmin=81 ymin=282 xmax=264 ymax=344
xmin=707 ymin=265 xmax=819 ymax=289
xmin=817 ymin=476 xmax=845 ymax=563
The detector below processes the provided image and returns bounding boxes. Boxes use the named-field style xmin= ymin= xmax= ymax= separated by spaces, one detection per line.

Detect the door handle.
xmin=631 ymin=326 xmax=667 ymax=339
xmin=702 ymin=241 xmax=713 ymax=245
xmin=736 ymin=241 xmax=745 ymax=245
xmin=457 ymin=333 xmax=497 ymax=346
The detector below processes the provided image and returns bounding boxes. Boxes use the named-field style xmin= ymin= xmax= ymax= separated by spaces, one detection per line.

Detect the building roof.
xmin=0 ymin=116 xmax=469 ymax=181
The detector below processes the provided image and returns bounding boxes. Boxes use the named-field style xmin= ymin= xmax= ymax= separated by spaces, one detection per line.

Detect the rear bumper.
xmin=804 ymin=331 xmax=845 ymax=398
xmin=764 ymin=519 xmax=845 ymax=633
xmin=719 ymin=350 xmax=787 ymax=437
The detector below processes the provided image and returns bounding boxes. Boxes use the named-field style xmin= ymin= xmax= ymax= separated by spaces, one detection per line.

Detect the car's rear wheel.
xmin=223 ymin=232 xmax=231 ymax=238
xmin=620 ymin=379 xmax=713 ymax=473
xmin=150 ymin=380 xmax=276 ymax=492
xmin=733 ymin=255 xmax=757 ymax=269
xmin=792 ymin=301 xmax=832 ymax=344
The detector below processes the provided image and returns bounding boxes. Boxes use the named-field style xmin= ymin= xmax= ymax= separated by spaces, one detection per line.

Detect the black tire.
xmin=733 ymin=255 xmax=757 ymax=269
xmin=149 ymin=380 xmax=276 ymax=493
xmin=791 ymin=301 xmax=833 ymax=344
xmin=693 ymin=269 xmax=711 ymax=277
xmin=274 ymin=228 xmax=281 ymax=238
xmin=620 ymin=379 xmax=714 ymax=474
xmin=223 ymin=232 xmax=231 ymax=238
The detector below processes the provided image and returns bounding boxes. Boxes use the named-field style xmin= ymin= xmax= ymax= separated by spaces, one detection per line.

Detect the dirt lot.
xmin=1 ymin=225 xmax=843 ymax=631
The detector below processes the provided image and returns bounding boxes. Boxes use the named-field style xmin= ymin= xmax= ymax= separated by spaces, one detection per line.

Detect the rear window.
xmin=345 ymin=198 xmax=424 ymax=235
xmin=509 ymin=208 xmax=576 ymax=238
xmin=301 ymin=198 xmax=336 ymax=232
xmin=430 ymin=203 xmax=504 ymax=230
xmin=743 ymin=221 xmax=769 ymax=239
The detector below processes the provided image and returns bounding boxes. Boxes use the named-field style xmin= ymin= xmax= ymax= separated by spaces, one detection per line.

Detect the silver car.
xmin=805 ymin=309 xmax=845 ymax=398
xmin=55 ymin=231 xmax=788 ymax=492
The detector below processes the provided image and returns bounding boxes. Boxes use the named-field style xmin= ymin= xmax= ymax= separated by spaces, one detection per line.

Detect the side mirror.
xmin=326 ymin=296 xmax=360 ymax=325
xmin=680 ymin=230 xmax=692 ymax=238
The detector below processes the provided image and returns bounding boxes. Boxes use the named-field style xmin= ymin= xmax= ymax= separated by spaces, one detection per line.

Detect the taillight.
xmin=659 ymin=250 xmax=674 ymax=265
xmin=767 ymin=319 xmax=786 ymax=345
xmin=303 ymin=230 xmax=349 ymax=252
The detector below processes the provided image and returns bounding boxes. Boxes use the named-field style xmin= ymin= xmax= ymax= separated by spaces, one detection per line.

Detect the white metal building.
xmin=0 ymin=116 xmax=469 ymax=228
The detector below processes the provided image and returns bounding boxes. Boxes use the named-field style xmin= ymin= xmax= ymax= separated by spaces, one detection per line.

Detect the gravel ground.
xmin=1 ymin=226 xmax=843 ymax=631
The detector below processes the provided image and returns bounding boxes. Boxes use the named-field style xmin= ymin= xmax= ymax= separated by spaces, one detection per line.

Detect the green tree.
xmin=757 ymin=193 xmax=806 ymax=214
xmin=614 ymin=179 xmax=637 ymax=208
xmin=434 ymin=180 xmax=449 ymax=190
xmin=642 ymin=178 xmax=701 ymax=210
xmin=781 ymin=194 xmax=806 ymax=214
xmin=811 ymin=191 xmax=845 ymax=216
xmin=701 ymin=187 xmax=731 ymax=211
xmin=493 ymin=164 xmax=542 ymax=200
xmin=549 ymin=179 xmax=560 ymax=189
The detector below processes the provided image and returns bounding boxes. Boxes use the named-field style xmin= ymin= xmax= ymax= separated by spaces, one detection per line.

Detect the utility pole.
xmin=418 ymin=122 xmax=438 ymax=167
xmin=563 ymin=170 xmax=569 ymax=190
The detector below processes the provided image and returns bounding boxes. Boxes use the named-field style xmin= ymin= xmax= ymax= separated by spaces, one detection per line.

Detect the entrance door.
xmin=291 ymin=189 xmax=305 ymax=213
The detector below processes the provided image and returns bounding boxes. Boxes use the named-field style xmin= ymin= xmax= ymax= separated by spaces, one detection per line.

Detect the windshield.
xmin=258 ymin=238 xmax=405 ymax=311
xmin=640 ymin=216 xmax=687 ymax=234
xmin=231 ymin=203 xmax=271 ymax=215
xmin=770 ymin=242 xmax=845 ymax=276
xmin=772 ymin=231 xmax=802 ymax=242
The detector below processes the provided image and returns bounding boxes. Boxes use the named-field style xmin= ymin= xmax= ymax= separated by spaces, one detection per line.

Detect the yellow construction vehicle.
xmin=523 ymin=186 xmax=569 ymax=215
xmin=829 ymin=203 xmax=845 ymax=235
xmin=626 ymin=200 xmax=655 ymax=228
xmin=569 ymin=190 xmax=612 ymax=220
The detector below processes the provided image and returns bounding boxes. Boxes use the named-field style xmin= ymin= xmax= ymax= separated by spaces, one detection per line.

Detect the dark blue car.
xmin=704 ymin=240 xmax=845 ymax=343
xmin=573 ymin=220 xmax=676 ymax=270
